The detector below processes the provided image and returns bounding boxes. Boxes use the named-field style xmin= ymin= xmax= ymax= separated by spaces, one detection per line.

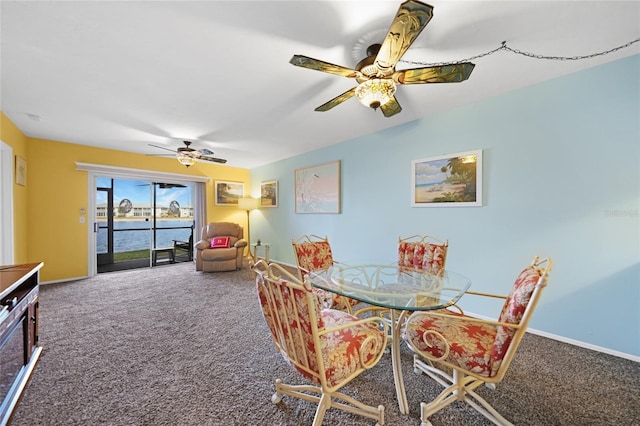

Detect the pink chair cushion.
xmin=294 ymin=241 xmax=334 ymax=272
xmin=404 ymin=310 xmax=497 ymax=378
xmin=490 ymin=266 xmax=541 ymax=373
xmin=398 ymin=241 xmax=447 ymax=276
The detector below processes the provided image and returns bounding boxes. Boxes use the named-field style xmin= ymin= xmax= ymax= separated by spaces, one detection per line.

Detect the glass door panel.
xmin=96 ymin=178 xmax=194 ymax=272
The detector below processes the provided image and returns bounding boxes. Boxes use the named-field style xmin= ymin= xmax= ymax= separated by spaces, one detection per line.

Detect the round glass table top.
xmin=308 ymin=264 xmax=471 ymax=311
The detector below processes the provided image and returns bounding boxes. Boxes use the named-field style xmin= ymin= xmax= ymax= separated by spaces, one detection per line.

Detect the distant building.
xmin=96 ymin=203 xmax=193 ymax=219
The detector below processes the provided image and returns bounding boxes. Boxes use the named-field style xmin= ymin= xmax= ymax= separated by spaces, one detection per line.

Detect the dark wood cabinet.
xmin=0 ymin=262 xmax=43 ymax=425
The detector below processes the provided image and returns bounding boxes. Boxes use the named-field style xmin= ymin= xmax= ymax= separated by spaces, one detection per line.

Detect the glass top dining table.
xmin=309 ymin=263 xmax=471 ymax=311
xmin=308 ymin=263 xmax=471 ymax=415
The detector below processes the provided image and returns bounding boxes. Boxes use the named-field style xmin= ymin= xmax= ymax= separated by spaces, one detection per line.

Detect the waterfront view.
xmin=97 ymin=219 xmax=194 ymax=253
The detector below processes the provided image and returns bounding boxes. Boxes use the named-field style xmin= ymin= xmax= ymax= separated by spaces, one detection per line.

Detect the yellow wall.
xmin=0 ymin=112 xmax=29 ymax=263
xmin=2 ymin=112 xmax=252 ymax=282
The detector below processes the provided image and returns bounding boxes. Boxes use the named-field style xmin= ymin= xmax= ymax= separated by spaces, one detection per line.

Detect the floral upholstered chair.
xmin=403 ymin=256 xmax=553 ymax=426
xmin=397 ymin=235 xmax=448 ymax=277
xmin=252 ymin=260 xmax=388 ymax=426
xmin=291 ymin=235 xmax=360 ymax=313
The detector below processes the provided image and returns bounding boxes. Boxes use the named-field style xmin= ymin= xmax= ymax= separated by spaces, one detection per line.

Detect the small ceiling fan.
xmin=290 ymin=0 xmax=475 ymax=118
xmin=147 ymin=141 xmax=227 ymax=167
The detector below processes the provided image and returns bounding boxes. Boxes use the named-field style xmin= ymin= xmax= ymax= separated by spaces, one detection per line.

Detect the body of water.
xmin=97 ymin=220 xmax=194 ymax=253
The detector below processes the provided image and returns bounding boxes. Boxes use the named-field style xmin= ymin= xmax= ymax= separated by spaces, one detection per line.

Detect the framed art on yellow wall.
xmin=215 ymin=180 xmax=244 ymax=205
xmin=15 ymin=156 xmax=26 ymax=186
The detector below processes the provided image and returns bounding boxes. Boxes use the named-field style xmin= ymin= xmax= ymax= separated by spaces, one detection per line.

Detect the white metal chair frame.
xmin=404 ymin=256 xmax=553 ymax=426
xmin=253 ymin=260 xmax=389 ymax=426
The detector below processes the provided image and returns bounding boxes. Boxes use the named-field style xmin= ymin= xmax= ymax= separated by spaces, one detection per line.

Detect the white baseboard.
xmin=526 ymin=327 xmax=640 ymax=363
xmin=466 ymin=310 xmax=639 ymax=363
xmin=41 ymin=276 xmax=88 ymax=285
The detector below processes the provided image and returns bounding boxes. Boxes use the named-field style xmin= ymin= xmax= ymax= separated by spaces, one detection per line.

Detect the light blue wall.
xmin=249 ymin=54 xmax=640 ymax=357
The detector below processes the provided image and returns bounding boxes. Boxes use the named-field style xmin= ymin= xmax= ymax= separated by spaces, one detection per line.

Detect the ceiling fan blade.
xmin=199 ymin=155 xmax=227 ymax=164
xmin=148 ymin=143 xmax=177 ymax=153
xmin=197 ymin=148 xmax=215 ymax=156
xmin=394 ymin=62 xmax=475 ymax=84
xmin=290 ymin=55 xmax=362 ymax=79
xmin=374 ymin=0 xmax=434 ymax=75
xmin=381 ymin=96 xmax=402 ymax=117
xmin=314 ymin=87 xmax=357 ymax=112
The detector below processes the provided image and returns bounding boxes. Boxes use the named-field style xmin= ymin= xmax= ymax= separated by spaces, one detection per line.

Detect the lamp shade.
xmin=238 ymin=197 xmax=259 ymax=211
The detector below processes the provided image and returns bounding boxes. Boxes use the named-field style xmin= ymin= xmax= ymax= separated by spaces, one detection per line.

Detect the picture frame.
xmin=215 ymin=180 xmax=244 ymax=206
xmin=411 ymin=149 xmax=482 ymax=207
xmin=260 ymin=180 xmax=278 ymax=208
xmin=15 ymin=156 xmax=26 ymax=186
xmin=295 ymin=160 xmax=341 ymax=214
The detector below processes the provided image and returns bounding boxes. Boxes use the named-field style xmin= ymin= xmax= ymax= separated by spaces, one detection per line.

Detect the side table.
xmin=251 ymin=243 xmax=271 ymax=262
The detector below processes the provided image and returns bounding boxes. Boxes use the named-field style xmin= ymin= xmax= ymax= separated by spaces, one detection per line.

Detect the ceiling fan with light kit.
xmin=290 ymin=0 xmax=475 ymax=117
xmin=147 ymin=140 xmax=227 ymax=167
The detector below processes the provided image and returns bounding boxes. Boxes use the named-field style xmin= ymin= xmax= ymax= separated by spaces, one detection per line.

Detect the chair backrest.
xmin=489 ymin=256 xmax=553 ymax=378
xmin=291 ymin=235 xmax=335 ymax=279
xmin=398 ymin=235 xmax=448 ymax=276
xmin=253 ymin=261 xmax=326 ymax=385
xmin=202 ymin=222 xmax=243 ymax=244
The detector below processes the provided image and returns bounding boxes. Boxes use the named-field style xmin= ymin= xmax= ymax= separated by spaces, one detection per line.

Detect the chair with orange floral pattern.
xmin=403 ymin=256 xmax=553 ymax=426
xmin=252 ymin=260 xmax=389 ymax=426
xmin=292 ymin=235 xmax=360 ymax=313
xmin=397 ymin=235 xmax=449 ymax=277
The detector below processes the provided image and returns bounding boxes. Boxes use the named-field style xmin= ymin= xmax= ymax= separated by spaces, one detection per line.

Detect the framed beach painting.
xmin=215 ymin=180 xmax=244 ymax=206
xmin=411 ymin=149 xmax=482 ymax=207
xmin=260 ymin=180 xmax=278 ymax=208
xmin=295 ymin=160 xmax=341 ymax=214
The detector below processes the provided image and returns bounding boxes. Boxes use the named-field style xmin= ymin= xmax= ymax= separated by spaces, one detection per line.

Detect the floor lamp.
xmin=238 ymin=197 xmax=259 ymax=260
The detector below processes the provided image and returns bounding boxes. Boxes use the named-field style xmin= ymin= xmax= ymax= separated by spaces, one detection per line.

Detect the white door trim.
xmin=0 ymin=141 xmax=15 ymax=265
xmin=76 ymin=162 xmax=210 ymax=276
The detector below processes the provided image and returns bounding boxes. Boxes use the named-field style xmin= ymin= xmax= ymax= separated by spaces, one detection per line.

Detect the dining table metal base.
xmin=390 ymin=309 xmax=411 ymax=415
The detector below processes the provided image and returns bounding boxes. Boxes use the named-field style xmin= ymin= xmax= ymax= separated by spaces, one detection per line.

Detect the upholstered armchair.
xmin=195 ymin=222 xmax=247 ymax=272
xmin=252 ymin=260 xmax=388 ymax=426
xmin=398 ymin=235 xmax=449 ymax=277
xmin=403 ymin=256 xmax=553 ymax=426
xmin=292 ymin=235 xmax=360 ymax=313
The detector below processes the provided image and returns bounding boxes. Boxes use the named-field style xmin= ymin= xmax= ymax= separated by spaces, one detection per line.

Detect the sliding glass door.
xmin=95 ymin=178 xmax=194 ymax=273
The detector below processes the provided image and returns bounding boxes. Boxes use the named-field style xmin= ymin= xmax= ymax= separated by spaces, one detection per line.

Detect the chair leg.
xmin=413 ymin=356 xmax=513 ymax=426
xmin=312 ymin=393 xmax=330 ymax=426
xmin=270 ymin=379 xmax=385 ymax=425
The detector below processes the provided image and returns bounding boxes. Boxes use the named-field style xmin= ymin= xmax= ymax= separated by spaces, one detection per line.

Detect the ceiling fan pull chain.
xmin=401 ymin=37 xmax=640 ymax=67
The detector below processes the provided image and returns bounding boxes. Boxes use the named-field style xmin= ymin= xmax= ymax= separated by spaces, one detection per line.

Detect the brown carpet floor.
xmin=10 ymin=262 xmax=640 ymax=425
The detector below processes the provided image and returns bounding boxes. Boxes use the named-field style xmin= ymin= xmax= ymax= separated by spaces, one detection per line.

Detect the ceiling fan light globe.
xmin=177 ymin=154 xmax=196 ymax=167
xmin=355 ymin=79 xmax=396 ymax=110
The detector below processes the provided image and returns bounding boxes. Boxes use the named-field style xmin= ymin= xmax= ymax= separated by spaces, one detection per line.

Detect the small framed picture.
xmin=411 ymin=149 xmax=482 ymax=207
xmin=215 ymin=180 xmax=244 ymax=205
xmin=15 ymin=156 xmax=26 ymax=186
xmin=260 ymin=180 xmax=278 ymax=208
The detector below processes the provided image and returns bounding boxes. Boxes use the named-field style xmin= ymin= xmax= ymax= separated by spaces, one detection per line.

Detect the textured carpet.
xmin=10 ymin=263 xmax=640 ymax=425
